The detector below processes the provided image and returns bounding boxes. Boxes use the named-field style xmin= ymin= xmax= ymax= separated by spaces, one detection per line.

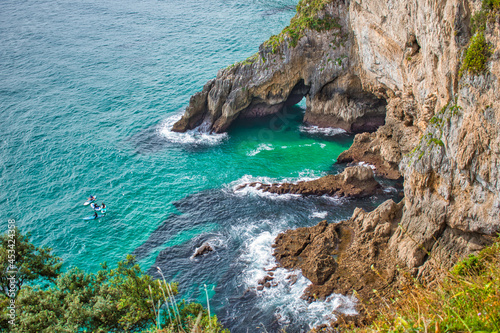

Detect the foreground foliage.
xmin=0 ymin=230 xmax=227 ymax=333
xmin=0 ymin=227 xmax=61 ymax=299
xmin=360 ymin=239 xmax=500 ymax=332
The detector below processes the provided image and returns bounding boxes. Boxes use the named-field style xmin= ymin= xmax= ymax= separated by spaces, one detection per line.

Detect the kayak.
xmin=84 ymin=196 xmax=97 ymax=206
xmin=83 ymin=214 xmax=105 ymax=220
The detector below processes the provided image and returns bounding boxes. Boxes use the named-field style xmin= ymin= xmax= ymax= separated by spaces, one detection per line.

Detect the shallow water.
xmin=1 ymin=0 xmax=399 ymax=331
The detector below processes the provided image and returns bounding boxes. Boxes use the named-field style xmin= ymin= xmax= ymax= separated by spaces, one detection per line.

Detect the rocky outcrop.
xmin=345 ymin=0 xmax=500 ymax=275
xmin=240 ymin=165 xmax=380 ymax=197
xmin=172 ymin=1 xmax=387 ymax=134
xmin=273 ymin=200 xmax=409 ymax=309
xmin=192 ymin=243 xmax=213 ymax=257
xmin=304 ymin=73 xmax=387 ymax=132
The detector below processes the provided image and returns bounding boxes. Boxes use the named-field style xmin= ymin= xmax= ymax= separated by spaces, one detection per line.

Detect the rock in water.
xmin=172 ymin=1 xmax=387 ymax=134
xmin=249 ymin=165 xmax=380 ymax=198
xmin=193 ymin=243 xmax=213 ymax=257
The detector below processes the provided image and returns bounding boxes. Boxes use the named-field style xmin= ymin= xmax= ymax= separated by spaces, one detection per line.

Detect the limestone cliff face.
xmin=393 ymin=22 xmax=500 ymax=274
xmin=174 ymin=0 xmax=500 ymax=282
xmin=346 ymin=0 xmax=500 ymax=275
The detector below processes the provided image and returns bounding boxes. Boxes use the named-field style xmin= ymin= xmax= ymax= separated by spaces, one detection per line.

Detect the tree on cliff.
xmin=0 ymin=230 xmax=227 ymax=333
xmin=0 ymin=227 xmax=61 ymax=299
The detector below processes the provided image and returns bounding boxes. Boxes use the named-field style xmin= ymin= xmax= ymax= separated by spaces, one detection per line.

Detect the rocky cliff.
xmin=172 ymin=0 xmax=387 ymax=134
xmin=173 ymin=0 xmax=500 ymax=317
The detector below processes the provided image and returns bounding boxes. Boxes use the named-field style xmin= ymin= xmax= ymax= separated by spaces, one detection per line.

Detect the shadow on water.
xmin=126 ymin=124 xmax=170 ymax=154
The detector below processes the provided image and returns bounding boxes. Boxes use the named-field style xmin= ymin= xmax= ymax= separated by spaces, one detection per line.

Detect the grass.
xmin=471 ymin=0 xmax=500 ymax=34
xmin=263 ymin=0 xmax=341 ymax=53
xmin=358 ymin=239 xmax=500 ymax=332
xmin=144 ymin=268 xmax=228 ymax=333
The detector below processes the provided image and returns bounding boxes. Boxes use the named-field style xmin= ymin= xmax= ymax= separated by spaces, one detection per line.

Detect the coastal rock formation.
xmin=273 ymin=200 xmax=409 ymax=317
xmin=193 ymin=243 xmax=213 ymax=257
xmin=175 ymin=0 xmax=500 ymax=318
xmin=172 ymin=1 xmax=387 ymax=133
xmin=241 ymin=165 xmax=380 ymax=197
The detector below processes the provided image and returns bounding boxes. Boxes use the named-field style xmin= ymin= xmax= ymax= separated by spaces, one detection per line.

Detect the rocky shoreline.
xmin=236 ymin=165 xmax=381 ymax=198
xmin=174 ymin=0 xmax=500 ymax=328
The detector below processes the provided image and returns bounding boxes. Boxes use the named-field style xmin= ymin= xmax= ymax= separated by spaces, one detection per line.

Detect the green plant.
xmin=0 ymin=230 xmax=227 ymax=333
xmin=263 ymin=0 xmax=341 ymax=53
xmin=364 ymin=239 xmax=500 ymax=332
xmin=0 ymin=228 xmax=62 ymax=300
xmin=452 ymin=254 xmax=484 ymax=276
xmin=459 ymin=32 xmax=491 ymax=76
xmin=428 ymin=138 xmax=444 ymax=147
xmin=471 ymin=0 xmax=500 ymax=34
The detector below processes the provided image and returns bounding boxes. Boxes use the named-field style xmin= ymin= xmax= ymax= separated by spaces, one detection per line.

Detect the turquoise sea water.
xmin=1 ymin=0 xmax=400 ymax=331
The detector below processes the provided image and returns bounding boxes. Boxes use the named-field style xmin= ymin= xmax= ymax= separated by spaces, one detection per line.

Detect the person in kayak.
xmin=94 ymin=211 xmax=98 ymax=219
xmin=101 ymin=203 xmax=106 ymax=214
xmin=88 ymin=195 xmax=96 ymax=201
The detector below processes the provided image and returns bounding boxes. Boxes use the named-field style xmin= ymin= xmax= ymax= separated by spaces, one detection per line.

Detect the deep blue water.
xmin=0 ymin=0 xmax=400 ymax=331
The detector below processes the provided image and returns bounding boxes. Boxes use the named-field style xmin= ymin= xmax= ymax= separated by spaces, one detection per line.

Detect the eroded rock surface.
xmin=172 ymin=1 xmax=387 ymax=134
xmin=193 ymin=243 xmax=213 ymax=257
xmin=241 ymin=165 xmax=380 ymax=198
xmin=273 ymin=200 xmax=411 ymax=325
xmin=176 ymin=0 xmax=500 ymax=320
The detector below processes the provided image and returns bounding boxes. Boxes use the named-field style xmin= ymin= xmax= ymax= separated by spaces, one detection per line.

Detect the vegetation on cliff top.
xmin=264 ymin=0 xmax=341 ymax=53
xmin=351 ymin=239 xmax=500 ymax=332
xmin=0 ymin=229 xmax=227 ymax=333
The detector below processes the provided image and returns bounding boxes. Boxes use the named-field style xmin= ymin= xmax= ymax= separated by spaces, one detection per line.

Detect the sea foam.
xmin=300 ymin=125 xmax=347 ymax=136
xmin=158 ymin=113 xmax=228 ymax=146
xmin=238 ymin=227 xmax=358 ymax=329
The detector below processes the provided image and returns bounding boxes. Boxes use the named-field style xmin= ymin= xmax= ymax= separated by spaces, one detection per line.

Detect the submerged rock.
xmin=193 ymin=243 xmax=213 ymax=257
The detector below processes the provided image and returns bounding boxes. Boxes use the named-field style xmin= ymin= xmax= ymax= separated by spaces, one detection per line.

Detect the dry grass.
xmin=355 ymin=240 xmax=500 ymax=332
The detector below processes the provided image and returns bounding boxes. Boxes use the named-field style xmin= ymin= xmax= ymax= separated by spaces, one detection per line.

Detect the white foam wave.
xmin=320 ymin=194 xmax=346 ymax=204
xmin=227 ymin=172 xmax=325 ymax=200
xmin=310 ymin=211 xmax=328 ymax=219
xmin=239 ymin=230 xmax=357 ymax=329
xmin=383 ymin=186 xmax=398 ymax=193
xmin=232 ymin=183 xmax=302 ymax=201
xmin=247 ymin=143 xmax=274 ymax=156
xmin=300 ymin=125 xmax=347 ymax=136
xmin=357 ymin=161 xmax=376 ymax=170
xmin=157 ymin=113 xmax=228 ymax=146
xmin=280 ymin=142 xmax=327 ymax=150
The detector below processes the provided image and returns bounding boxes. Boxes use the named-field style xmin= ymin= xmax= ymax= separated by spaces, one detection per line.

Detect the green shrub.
xmin=452 ymin=254 xmax=484 ymax=276
xmin=264 ymin=0 xmax=341 ymax=52
xmin=459 ymin=32 xmax=491 ymax=76
xmin=0 ymin=230 xmax=227 ymax=333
